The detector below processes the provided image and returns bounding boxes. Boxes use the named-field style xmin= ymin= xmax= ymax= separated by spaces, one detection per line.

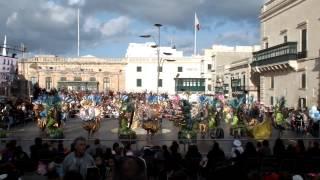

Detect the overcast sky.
xmin=0 ymin=0 xmax=264 ymax=58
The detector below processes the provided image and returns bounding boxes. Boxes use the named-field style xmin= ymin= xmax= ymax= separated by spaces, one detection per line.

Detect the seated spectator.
xmin=62 ymin=136 xmax=95 ymax=179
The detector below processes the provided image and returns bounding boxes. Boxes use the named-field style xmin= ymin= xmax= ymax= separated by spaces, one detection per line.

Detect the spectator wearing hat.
xmin=231 ymin=139 xmax=244 ymax=158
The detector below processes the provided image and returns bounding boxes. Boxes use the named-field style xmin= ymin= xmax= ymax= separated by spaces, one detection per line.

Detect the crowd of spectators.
xmin=0 ymin=99 xmax=33 ymax=130
xmin=1 ymin=136 xmax=320 ymax=180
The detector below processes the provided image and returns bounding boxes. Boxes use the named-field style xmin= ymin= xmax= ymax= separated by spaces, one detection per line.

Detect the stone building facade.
xmin=18 ymin=55 xmax=126 ymax=93
xmin=226 ymin=58 xmax=259 ymax=101
xmin=251 ymin=0 xmax=320 ymax=108
xmin=204 ymin=45 xmax=260 ymax=98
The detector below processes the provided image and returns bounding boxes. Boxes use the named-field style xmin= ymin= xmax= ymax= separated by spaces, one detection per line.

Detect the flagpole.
xmin=77 ymin=8 xmax=80 ymax=57
xmin=194 ymin=13 xmax=197 ymax=56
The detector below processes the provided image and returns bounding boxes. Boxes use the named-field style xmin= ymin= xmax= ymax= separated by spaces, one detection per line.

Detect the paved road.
xmin=2 ymin=116 xmax=314 ymax=156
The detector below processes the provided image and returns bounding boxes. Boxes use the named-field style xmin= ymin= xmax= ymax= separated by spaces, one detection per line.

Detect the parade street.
xmin=4 ymin=115 xmax=312 ymax=156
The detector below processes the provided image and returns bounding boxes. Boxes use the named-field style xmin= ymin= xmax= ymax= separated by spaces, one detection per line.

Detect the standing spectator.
xmin=285 ymin=144 xmax=296 ymax=158
xmin=63 ymin=137 xmax=95 ymax=179
xmin=112 ymin=142 xmax=121 ymax=156
xmin=295 ymin=139 xmax=306 ymax=156
xmin=162 ymin=145 xmax=171 ymax=177
xmin=30 ymin=137 xmax=43 ymax=169
xmin=169 ymin=142 xmax=183 ymax=172
xmin=242 ymin=142 xmax=257 ymax=158
xmin=273 ymin=138 xmax=285 ymax=158
xmin=207 ymin=142 xmax=225 ymax=165
xmin=256 ymin=141 xmax=262 ymax=156
xmin=117 ymin=157 xmax=147 ymax=180
xmin=260 ymin=140 xmax=271 ymax=156
xmin=184 ymin=145 xmax=202 ymax=179
xmin=307 ymin=141 xmax=320 ymax=157
xmin=13 ymin=146 xmax=31 ymax=173
xmin=1 ymin=140 xmax=17 ymax=162
xmin=86 ymin=139 xmax=106 ymax=157
xmin=124 ymin=144 xmax=134 ymax=156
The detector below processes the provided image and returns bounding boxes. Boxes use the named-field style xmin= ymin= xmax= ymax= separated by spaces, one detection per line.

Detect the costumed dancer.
xmin=80 ymin=95 xmax=102 ymax=138
xmin=228 ymin=97 xmax=245 ymax=138
xmin=118 ymin=95 xmax=137 ymax=142
xmin=309 ymin=106 xmax=320 ymax=137
xmin=33 ymin=90 xmax=64 ymax=138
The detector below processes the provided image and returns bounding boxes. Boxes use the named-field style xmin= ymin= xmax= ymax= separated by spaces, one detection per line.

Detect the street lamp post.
xmin=140 ymin=24 xmax=176 ymax=94
xmin=140 ymin=24 xmax=162 ymax=94
xmin=155 ymin=23 xmax=162 ymax=94
xmin=117 ymin=70 xmax=122 ymax=92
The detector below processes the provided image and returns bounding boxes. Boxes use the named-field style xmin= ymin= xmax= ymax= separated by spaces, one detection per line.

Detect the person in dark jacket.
xmin=273 ymin=138 xmax=286 ymax=158
xmin=242 ymin=142 xmax=257 ymax=158
xmin=207 ymin=142 xmax=225 ymax=170
xmin=184 ymin=145 xmax=202 ymax=179
xmin=30 ymin=137 xmax=43 ymax=168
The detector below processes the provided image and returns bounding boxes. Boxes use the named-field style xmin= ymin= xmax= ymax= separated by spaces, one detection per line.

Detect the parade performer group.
xmin=30 ymin=88 xmax=319 ymax=140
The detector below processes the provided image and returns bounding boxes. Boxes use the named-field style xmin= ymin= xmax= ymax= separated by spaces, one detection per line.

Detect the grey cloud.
xmin=215 ymin=30 xmax=260 ymax=45
xmin=0 ymin=0 xmax=263 ymax=56
xmin=81 ymin=0 xmax=263 ymax=29
xmin=0 ymin=0 xmax=130 ymax=55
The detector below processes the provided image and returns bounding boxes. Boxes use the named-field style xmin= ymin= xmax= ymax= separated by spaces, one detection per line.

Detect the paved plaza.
xmin=3 ymin=115 xmax=314 ymax=156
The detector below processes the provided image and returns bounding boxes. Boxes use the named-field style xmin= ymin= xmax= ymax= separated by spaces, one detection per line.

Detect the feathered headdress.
xmin=228 ymin=96 xmax=245 ymax=111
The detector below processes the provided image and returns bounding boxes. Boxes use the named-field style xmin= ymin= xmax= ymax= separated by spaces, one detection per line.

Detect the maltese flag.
xmin=195 ymin=13 xmax=200 ymax=31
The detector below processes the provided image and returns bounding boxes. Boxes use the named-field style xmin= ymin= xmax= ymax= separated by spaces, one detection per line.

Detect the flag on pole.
xmin=195 ymin=13 xmax=200 ymax=31
xmin=194 ymin=12 xmax=200 ymax=55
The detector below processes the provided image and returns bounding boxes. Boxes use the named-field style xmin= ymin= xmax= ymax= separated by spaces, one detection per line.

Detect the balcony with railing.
xmin=231 ymin=86 xmax=245 ymax=92
xmin=175 ymin=78 xmax=206 ymax=92
xmin=251 ymin=42 xmax=298 ymax=66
